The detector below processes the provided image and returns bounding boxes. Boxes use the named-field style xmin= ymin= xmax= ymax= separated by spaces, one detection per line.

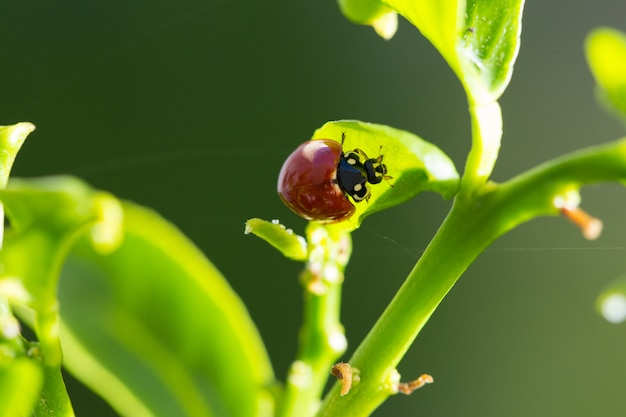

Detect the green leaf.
xmin=0 ymin=123 xmax=34 ymax=188
xmin=336 ymin=1 xmax=524 ymax=192
xmin=459 ymin=0 xmax=525 ymax=101
xmin=0 ymin=122 xmax=35 ymax=267
xmin=244 ymin=218 xmax=307 ymax=261
xmin=586 ymin=28 xmax=626 ymax=121
xmin=337 ymin=0 xmax=398 ymax=40
xmin=380 ymin=0 xmax=462 ymax=75
xmin=0 ymin=358 xmax=43 ymax=417
xmin=310 ymin=120 xmax=459 ymax=231
xmin=339 ymin=0 xmax=524 ymax=102
xmin=59 ymin=201 xmax=275 ymax=417
xmin=1 ymin=176 xmax=123 ymax=315
xmin=0 ymin=176 xmax=123 ymax=417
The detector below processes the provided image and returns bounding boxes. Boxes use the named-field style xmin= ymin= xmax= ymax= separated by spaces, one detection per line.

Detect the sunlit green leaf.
xmin=338 ymin=0 xmax=525 ymax=102
xmin=59 ymin=201 xmax=275 ymax=417
xmin=310 ymin=120 xmax=459 ymax=231
xmin=0 ymin=123 xmax=34 ymax=188
xmin=0 ymin=176 xmax=122 ymax=312
xmin=380 ymin=0 xmax=462 ymax=74
xmin=586 ymin=28 xmax=626 ymax=121
xmin=460 ymin=0 xmax=525 ymax=101
xmin=0 ymin=358 xmax=43 ymax=417
xmin=0 ymin=176 xmax=124 ymax=417
xmin=337 ymin=0 xmax=398 ymax=40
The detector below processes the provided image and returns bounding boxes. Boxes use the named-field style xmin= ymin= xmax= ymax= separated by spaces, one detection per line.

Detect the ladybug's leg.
xmin=352 ymin=148 xmax=370 ymax=162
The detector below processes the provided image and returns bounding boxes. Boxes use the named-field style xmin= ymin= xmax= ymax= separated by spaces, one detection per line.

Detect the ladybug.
xmin=277 ymin=133 xmax=390 ymax=222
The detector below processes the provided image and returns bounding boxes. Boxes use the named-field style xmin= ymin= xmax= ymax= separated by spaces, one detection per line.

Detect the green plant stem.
xmin=278 ymin=224 xmax=350 ymax=417
xmin=279 ymin=284 xmax=344 ymax=417
xmin=460 ymin=100 xmax=503 ymax=195
xmin=318 ymin=138 xmax=626 ymax=417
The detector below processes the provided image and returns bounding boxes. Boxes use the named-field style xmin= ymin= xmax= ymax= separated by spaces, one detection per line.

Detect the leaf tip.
xmin=245 ymin=218 xmax=308 ymax=261
xmin=337 ymin=0 xmax=397 ymax=39
xmin=371 ymin=11 xmax=398 ymax=40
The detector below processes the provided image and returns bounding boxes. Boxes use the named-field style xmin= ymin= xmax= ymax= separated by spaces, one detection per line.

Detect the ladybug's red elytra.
xmin=277 ymin=134 xmax=390 ymax=222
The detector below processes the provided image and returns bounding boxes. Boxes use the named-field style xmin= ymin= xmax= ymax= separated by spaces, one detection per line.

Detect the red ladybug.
xmin=277 ymin=134 xmax=389 ymax=222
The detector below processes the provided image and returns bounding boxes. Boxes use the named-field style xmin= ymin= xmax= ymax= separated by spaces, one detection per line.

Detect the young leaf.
xmin=0 ymin=122 xmax=35 ymax=250
xmin=378 ymin=0 xmax=462 ymax=76
xmin=0 ymin=358 xmax=43 ymax=417
xmin=586 ymin=28 xmax=626 ymax=121
xmin=0 ymin=123 xmax=34 ymax=188
xmin=336 ymin=0 xmax=398 ymax=40
xmin=460 ymin=0 xmax=525 ymax=101
xmin=308 ymin=120 xmax=459 ymax=231
xmin=0 ymin=176 xmax=123 ymax=416
xmin=245 ymin=218 xmax=307 ymax=261
xmin=340 ymin=0 xmax=525 ymax=102
xmin=59 ymin=201 xmax=275 ymax=417
xmin=0 ymin=176 xmax=123 ymax=316
xmin=335 ymin=1 xmax=524 ymax=190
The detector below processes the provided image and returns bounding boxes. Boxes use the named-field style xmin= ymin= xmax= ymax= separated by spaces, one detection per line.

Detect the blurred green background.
xmin=3 ymin=0 xmax=626 ymax=416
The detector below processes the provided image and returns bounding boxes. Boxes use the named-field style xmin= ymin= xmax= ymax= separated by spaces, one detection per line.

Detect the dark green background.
xmin=3 ymin=0 xmax=626 ymax=416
